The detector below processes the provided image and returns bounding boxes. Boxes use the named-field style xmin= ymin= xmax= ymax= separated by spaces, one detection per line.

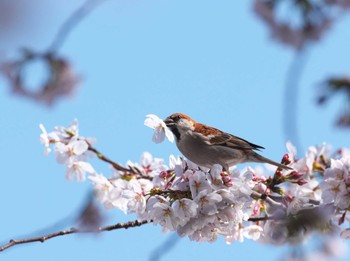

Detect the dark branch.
xmin=99 ymin=220 xmax=150 ymax=232
xmin=88 ymin=146 xmax=134 ymax=173
xmin=88 ymin=145 xmax=154 ymax=181
xmin=0 ymin=219 xmax=150 ymax=253
xmin=149 ymin=233 xmax=180 ymax=261
xmin=248 ymin=216 xmax=270 ymax=222
xmin=47 ymin=0 xmax=107 ymax=53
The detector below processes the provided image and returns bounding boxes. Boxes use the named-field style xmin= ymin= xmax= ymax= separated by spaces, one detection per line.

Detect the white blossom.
xmin=173 ymin=198 xmax=198 ymax=226
xmin=53 ymin=119 xmax=79 ymax=140
xmin=139 ymin=152 xmax=168 ymax=177
xmin=124 ymin=180 xmax=147 ymax=215
xmin=207 ymin=164 xmax=224 ymax=188
xmin=194 ymin=190 xmax=222 ymax=215
xmin=242 ymin=225 xmax=263 ymax=241
xmin=189 ymin=171 xmax=212 ymax=198
xmin=65 ymin=161 xmax=95 ymax=182
xmin=144 ymin=114 xmax=174 ymax=143
xmin=106 ymin=179 xmax=130 ymax=212
xmin=39 ymin=124 xmax=59 ymax=155
xmin=54 ymin=138 xmax=89 ymax=165
xmin=89 ymin=173 xmax=114 ymax=203
xmin=151 ymin=202 xmax=179 ymax=231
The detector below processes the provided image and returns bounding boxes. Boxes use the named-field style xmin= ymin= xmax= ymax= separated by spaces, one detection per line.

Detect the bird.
xmin=163 ymin=113 xmax=292 ymax=171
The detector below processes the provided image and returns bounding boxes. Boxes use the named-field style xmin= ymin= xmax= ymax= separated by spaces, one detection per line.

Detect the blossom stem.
xmin=250 ymin=191 xmax=283 ymax=207
xmin=88 ymin=146 xmax=131 ymax=172
xmin=248 ymin=216 xmax=270 ymax=222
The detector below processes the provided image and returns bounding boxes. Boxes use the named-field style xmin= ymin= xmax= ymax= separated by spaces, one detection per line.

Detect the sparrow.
xmin=164 ymin=113 xmax=292 ymax=171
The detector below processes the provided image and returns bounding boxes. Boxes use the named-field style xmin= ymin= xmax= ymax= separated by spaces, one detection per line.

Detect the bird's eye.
xmin=172 ymin=115 xmax=181 ymax=122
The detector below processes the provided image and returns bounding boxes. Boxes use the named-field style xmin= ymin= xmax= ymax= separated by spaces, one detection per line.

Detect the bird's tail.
xmin=250 ymin=152 xmax=293 ymax=170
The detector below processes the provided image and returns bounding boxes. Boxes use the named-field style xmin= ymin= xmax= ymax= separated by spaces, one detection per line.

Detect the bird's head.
xmin=164 ymin=113 xmax=195 ymax=140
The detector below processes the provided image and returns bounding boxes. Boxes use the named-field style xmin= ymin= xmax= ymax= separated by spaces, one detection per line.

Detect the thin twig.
xmin=0 ymin=219 xmax=150 ymax=253
xmin=88 ymin=145 xmax=154 ymax=180
xmin=47 ymin=0 xmax=107 ymax=53
xmin=99 ymin=220 xmax=149 ymax=232
xmin=248 ymin=216 xmax=270 ymax=222
xmin=250 ymin=191 xmax=284 ymax=207
xmin=88 ymin=146 xmax=132 ymax=172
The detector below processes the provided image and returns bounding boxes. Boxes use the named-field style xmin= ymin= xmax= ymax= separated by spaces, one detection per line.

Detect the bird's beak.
xmin=163 ymin=117 xmax=174 ymax=127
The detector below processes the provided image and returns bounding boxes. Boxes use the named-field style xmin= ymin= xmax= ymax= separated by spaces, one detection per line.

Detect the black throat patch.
xmin=170 ymin=126 xmax=181 ymax=140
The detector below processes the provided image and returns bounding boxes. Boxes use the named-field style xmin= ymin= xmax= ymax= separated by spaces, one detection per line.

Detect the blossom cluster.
xmin=1 ymin=50 xmax=79 ymax=106
xmin=40 ymin=116 xmax=350 ymax=244
xmin=253 ymin=0 xmax=350 ymax=50
xmin=39 ymin=120 xmax=95 ymax=182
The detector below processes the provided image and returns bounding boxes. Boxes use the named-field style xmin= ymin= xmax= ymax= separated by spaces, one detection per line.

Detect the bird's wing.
xmin=193 ymin=122 xmax=265 ymax=151
xmin=209 ymin=132 xmax=265 ymax=151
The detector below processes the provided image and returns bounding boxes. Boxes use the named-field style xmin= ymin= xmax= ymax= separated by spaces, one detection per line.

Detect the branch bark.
xmin=0 ymin=219 xmax=150 ymax=253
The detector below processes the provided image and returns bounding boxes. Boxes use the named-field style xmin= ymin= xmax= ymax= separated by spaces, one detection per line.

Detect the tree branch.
xmin=47 ymin=0 xmax=107 ymax=53
xmin=88 ymin=145 xmax=154 ymax=180
xmin=250 ymin=191 xmax=284 ymax=207
xmin=88 ymin=146 xmax=132 ymax=172
xmin=248 ymin=216 xmax=271 ymax=222
xmin=283 ymin=48 xmax=309 ymax=153
xmin=0 ymin=219 xmax=150 ymax=253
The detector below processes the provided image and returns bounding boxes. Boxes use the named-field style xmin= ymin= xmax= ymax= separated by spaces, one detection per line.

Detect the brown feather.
xmin=193 ymin=123 xmax=222 ymax=136
xmin=194 ymin=122 xmax=264 ymax=151
xmin=212 ymin=133 xmax=264 ymax=151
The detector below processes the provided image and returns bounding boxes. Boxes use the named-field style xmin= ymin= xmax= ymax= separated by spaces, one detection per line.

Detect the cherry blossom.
xmin=39 ymin=124 xmax=59 ymax=155
xmin=40 ymin=119 xmax=350 ymax=246
xmin=144 ymin=114 xmax=174 ymax=143
xmin=65 ymin=161 xmax=95 ymax=182
xmin=55 ymin=138 xmax=89 ymax=165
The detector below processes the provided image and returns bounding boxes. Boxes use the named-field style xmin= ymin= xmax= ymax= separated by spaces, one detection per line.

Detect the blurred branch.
xmin=1 ymin=52 xmax=80 ymax=106
xmin=283 ymin=48 xmax=309 ymax=153
xmin=0 ymin=0 xmax=107 ymax=106
xmin=149 ymin=233 xmax=180 ymax=261
xmin=317 ymin=77 xmax=350 ymax=128
xmin=48 ymin=0 xmax=107 ymax=53
xmin=0 ymin=219 xmax=150 ymax=253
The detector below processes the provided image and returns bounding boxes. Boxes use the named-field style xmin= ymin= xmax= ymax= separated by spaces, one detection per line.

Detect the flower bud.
xmin=286 ymin=171 xmax=304 ymax=180
xmin=281 ymin=153 xmax=291 ymax=165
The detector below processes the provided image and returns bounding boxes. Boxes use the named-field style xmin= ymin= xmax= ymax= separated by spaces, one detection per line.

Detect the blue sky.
xmin=1 ymin=1 xmax=350 ymax=260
